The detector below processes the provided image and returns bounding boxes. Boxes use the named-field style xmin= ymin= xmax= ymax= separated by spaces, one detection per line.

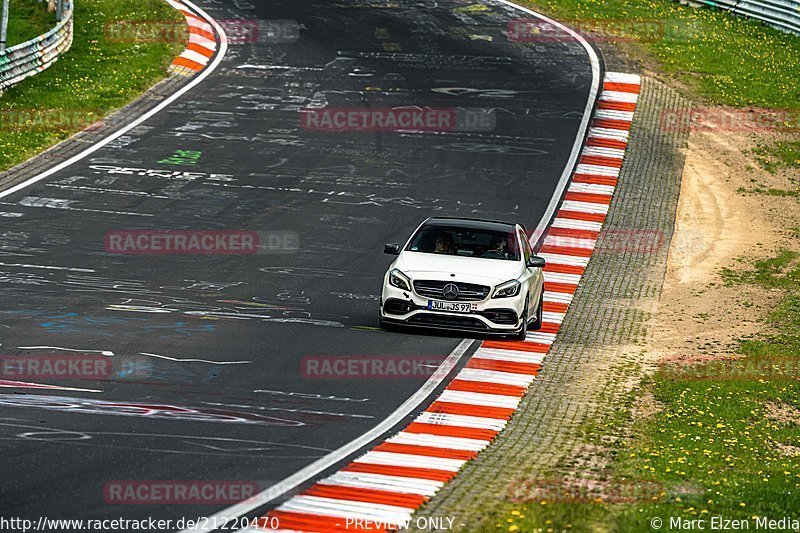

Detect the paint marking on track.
xmin=0 ymin=380 xmax=102 ymax=393
xmin=18 ymin=346 xmax=115 ymax=356
xmin=138 ymin=352 xmax=252 ymax=365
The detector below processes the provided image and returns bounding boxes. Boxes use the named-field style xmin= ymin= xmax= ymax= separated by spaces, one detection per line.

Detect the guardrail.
xmin=0 ymin=0 xmax=73 ymax=93
xmin=684 ymin=0 xmax=800 ymax=35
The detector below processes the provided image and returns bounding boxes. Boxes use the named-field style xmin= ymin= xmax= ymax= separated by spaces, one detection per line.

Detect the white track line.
xmin=495 ymin=0 xmax=602 ymax=246
xmin=179 ymin=338 xmax=474 ymax=532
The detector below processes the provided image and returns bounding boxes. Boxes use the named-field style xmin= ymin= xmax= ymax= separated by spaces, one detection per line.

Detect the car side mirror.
xmin=527 ymin=256 xmax=546 ymax=268
xmin=384 ymin=243 xmax=401 ymax=255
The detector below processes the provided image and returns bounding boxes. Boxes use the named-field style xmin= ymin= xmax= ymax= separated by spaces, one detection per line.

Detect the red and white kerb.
xmin=164 ymin=0 xmax=218 ymax=73
xmin=242 ymin=72 xmax=642 ymax=533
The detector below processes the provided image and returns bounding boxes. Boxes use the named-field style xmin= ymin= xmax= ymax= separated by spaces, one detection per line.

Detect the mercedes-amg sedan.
xmin=380 ymin=217 xmax=546 ymax=339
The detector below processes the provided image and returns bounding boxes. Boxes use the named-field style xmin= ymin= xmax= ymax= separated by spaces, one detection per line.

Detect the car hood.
xmin=394 ymin=251 xmax=524 ymax=285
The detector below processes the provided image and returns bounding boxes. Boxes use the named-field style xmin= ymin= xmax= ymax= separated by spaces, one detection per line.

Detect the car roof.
xmin=423 ymin=217 xmax=521 ymax=233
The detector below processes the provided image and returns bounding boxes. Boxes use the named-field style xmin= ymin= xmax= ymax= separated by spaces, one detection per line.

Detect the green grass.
xmin=0 ymin=0 xmax=185 ymax=171
xmin=5 ymin=0 xmax=54 ymax=47
xmin=472 ymin=4 xmax=800 ymax=530
xmin=488 ymin=250 xmax=800 ymax=532
xmin=751 ymin=141 xmax=800 ymax=174
xmin=737 ymin=187 xmax=800 ymax=197
xmin=515 ymin=0 xmax=800 ymax=108
xmin=721 ymin=249 xmax=800 ymax=289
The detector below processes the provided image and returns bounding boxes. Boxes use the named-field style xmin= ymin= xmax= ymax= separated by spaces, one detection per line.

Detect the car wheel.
xmin=530 ymin=291 xmax=544 ymax=331
xmin=513 ymin=299 xmax=529 ymax=340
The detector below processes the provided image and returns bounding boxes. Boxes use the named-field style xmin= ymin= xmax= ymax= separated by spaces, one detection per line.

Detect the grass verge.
xmin=0 ymin=0 xmax=185 ymax=172
xmin=488 ymin=249 xmax=800 ymax=532
xmin=448 ymin=2 xmax=800 ymax=531
xmin=5 ymin=0 xmax=54 ymax=47
xmin=473 ymin=4 xmax=800 ymax=529
xmin=751 ymin=141 xmax=800 ymax=174
xmin=515 ymin=0 xmax=800 ymax=109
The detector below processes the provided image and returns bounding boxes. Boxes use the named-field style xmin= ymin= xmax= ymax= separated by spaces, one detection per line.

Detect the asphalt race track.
xmin=0 ymin=0 xmax=597 ymax=527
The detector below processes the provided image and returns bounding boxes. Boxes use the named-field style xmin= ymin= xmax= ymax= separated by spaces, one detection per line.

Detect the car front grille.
xmin=413 ymin=280 xmax=491 ymax=301
xmin=479 ymin=308 xmax=519 ymax=325
xmin=408 ymin=314 xmax=489 ymax=330
xmin=383 ymin=298 xmax=414 ymax=315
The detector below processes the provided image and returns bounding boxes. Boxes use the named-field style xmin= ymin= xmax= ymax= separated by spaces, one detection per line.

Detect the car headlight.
xmin=389 ymin=269 xmax=411 ymax=291
xmin=493 ymin=279 xmax=521 ymax=298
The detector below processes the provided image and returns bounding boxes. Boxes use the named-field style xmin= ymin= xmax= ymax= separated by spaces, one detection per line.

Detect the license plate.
xmin=428 ymin=300 xmax=471 ymax=313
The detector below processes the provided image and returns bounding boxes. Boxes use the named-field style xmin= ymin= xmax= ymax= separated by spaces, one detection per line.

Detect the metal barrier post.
xmin=0 ymin=0 xmax=9 ymax=52
xmin=681 ymin=0 xmax=800 ymax=35
xmin=0 ymin=0 xmax=74 ymax=93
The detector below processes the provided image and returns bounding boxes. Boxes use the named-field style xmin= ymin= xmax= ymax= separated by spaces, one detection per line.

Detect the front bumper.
xmin=380 ymin=276 xmax=525 ymax=334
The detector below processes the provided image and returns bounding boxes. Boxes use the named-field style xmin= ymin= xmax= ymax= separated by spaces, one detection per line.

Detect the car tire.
xmin=513 ymin=298 xmax=529 ymax=340
xmin=530 ymin=291 xmax=544 ymax=331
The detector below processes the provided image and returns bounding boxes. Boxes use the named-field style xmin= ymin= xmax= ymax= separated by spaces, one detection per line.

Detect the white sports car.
xmin=380 ymin=217 xmax=546 ymax=339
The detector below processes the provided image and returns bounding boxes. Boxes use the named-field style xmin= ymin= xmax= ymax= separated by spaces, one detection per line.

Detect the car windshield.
xmin=406 ymin=224 xmax=521 ymax=261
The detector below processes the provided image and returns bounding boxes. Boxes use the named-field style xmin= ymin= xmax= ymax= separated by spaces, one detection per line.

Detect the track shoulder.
xmin=407 ymin=75 xmax=690 ymax=531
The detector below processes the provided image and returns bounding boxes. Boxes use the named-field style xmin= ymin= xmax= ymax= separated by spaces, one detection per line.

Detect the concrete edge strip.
xmin=232 ymin=72 xmax=641 ymax=533
xmin=0 ymin=0 xmax=227 ymax=201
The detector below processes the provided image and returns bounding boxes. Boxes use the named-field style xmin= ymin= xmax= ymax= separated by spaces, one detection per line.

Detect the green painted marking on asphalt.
xmin=159 ymin=149 xmax=202 ymax=166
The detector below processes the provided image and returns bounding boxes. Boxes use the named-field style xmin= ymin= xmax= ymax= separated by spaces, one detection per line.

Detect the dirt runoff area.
xmin=652 ymin=113 xmax=800 ymax=366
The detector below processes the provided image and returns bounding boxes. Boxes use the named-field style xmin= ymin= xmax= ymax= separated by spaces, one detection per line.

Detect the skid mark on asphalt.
xmin=0 ymin=421 xmax=332 ymax=457
xmin=0 ymin=394 xmax=303 ymax=427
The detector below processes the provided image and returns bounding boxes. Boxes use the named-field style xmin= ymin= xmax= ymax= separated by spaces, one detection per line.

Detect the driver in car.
xmin=434 ymin=233 xmax=457 ymax=255
xmin=481 ymin=236 xmax=508 ymax=259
